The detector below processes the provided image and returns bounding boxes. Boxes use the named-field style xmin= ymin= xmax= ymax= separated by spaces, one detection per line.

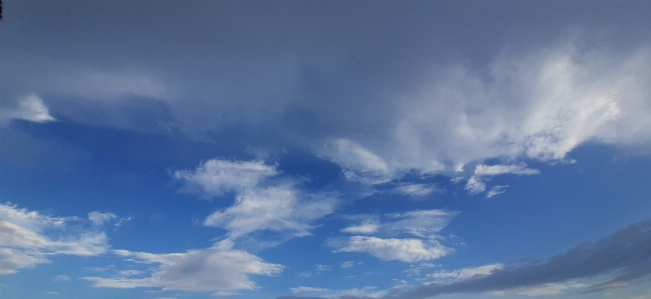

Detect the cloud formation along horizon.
xmin=283 ymin=220 xmax=651 ymax=299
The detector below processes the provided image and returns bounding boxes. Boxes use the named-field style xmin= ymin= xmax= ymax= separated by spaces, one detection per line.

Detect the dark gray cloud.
xmin=2 ymin=1 xmax=651 ymax=177
xmin=283 ymin=220 xmax=651 ymax=299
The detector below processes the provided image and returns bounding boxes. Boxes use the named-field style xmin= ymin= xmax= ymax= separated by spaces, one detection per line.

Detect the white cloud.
xmin=172 ymin=159 xmax=277 ymax=198
xmin=319 ymin=139 xmax=393 ymax=184
xmin=336 ymin=236 xmax=452 ymax=263
xmin=0 ymin=203 xmax=109 ymax=275
xmin=428 ymin=264 xmax=504 ymax=282
xmin=465 ymin=164 xmax=539 ymax=196
xmin=337 ymin=210 xmax=457 ymax=263
xmin=342 ymin=210 xmax=456 ymax=239
xmin=464 ymin=176 xmax=487 ymax=195
xmin=341 ymin=222 xmax=379 ymax=234
xmin=491 ymin=282 xmax=585 ymax=297
xmin=395 ymin=183 xmax=439 ymax=198
xmin=290 ymin=286 xmax=328 ymax=293
xmin=0 ymin=95 xmax=56 ymax=125
xmin=175 ymin=159 xmax=336 ymax=241
xmin=84 ymin=240 xmax=283 ymax=295
xmin=340 ymin=286 xmax=386 ymax=298
xmin=203 ymin=186 xmax=336 ymax=239
xmin=315 ymin=264 xmax=331 ymax=271
xmin=382 ymin=210 xmax=457 ymax=238
xmin=487 ymin=185 xmax=509 ymax=198
xmin=340 ymin=261 xmax=362 ymax=269
xmin=88 ymin=212 xmax=117 ymax=226
xmin=474 ymin=164 xmax=540 ymax=176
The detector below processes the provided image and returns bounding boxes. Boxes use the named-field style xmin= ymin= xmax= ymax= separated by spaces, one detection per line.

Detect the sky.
xmin=1 ymin=1 xmax=651 ymax=299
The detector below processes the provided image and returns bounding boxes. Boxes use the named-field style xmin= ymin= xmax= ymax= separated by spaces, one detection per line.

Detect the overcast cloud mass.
xmin=1 ymin=1 xmax=651 ymax=299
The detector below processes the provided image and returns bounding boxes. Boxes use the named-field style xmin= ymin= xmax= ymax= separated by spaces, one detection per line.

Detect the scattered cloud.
xmin=341 ymin=223 xmax=379 ymax=235
xmin=0 ymin=203 xmax=109 ymax=275
xmin=394 ymin=183 xmax=440 ymax=198
xmin=315 ymin=264 xmax=331 ymax=271
xmin=427 ymin=264 xmax=504 ymax=282
xmin=291 ymin=286 xmax=329 ymax=294
xmin=0 ymin=95 xmax=56 ymax=125
xmin=88 ymin=212 xmax=117 ymax=226
xmin=486 ymin=185 xmax=509 ymax=198
xmin=336 ymin=210 xmax=456 ymax=263
xmin=84 ymin=240 xmax=283 ymax=295
xmin=172 ymin=160 xmax=277 ymax=199
xmin=336 ymin=237 xmax=451 ymax=263
xmin=340 ymin=261 xmax=362 ymax=269
xmin=473 ymin=164 xmax=540 ymax=176
xmin=204 ymin=186 xmax=336 ymax=239
xmin=465 ymin=164 xmax=539 ymax=196
xmin=319 ymin=139 xmax=392 ymax=185
xmin=175 ymin=159 xmax=336 ymax=242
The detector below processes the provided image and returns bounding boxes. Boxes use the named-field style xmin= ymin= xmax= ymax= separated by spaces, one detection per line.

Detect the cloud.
xmin=341 ymin=223 xmax=379 ymax=235
xmin=204 ymin=186 xmax=336 ymax=239
xmin=336 ymin=210 xmax=457 ymax=263
xmin=336 ymin=237 xmax=451 ymax=263
xmin=88 ymin=212 xmax=117 ymax=226
xmin=172 ymin=159 xmax=277 ymax=198
xmin=486 ymin=185 xmax=509 ymax=198
xmin=473 ymin=164 xmax=540 ymax=176
xmin=341 ymin=261 xmax=362 ymax=269
xmin=394 ymin=184 xmax=439 ymax=198
xmin=392 ymin=220 xmax=651 ymax=299
xmin=465 ymin=164 xmax=539 ymax=196
xmin=0 ymin=95 xmax=56 ymax=125
xmin=427 ymin=264 xmax=504 ymax=282
xmin=173 ymin=159 xmax=336 ymax=241
xmin=319 ymin=139 xmax=392 ymax=184
xmin=291 ymin=286 xmax=329 ymax=294
xmin=315 ymin=264 xmax=331 ymax=271
xmin=84 ymin=240 xmax=283 ymax=295
xmin=491 ymin=282 xmax=585 ymax=297
xmin=0 ymin=203 xmax=109 ymax=275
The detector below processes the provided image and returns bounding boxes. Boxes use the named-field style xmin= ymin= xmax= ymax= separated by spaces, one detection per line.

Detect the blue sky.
xmin=1 ymin=1 xmax=651 ymax=299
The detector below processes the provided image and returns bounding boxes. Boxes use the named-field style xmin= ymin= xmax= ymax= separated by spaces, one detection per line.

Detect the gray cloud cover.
xmin=2 ymin=1 xmax=651 ymax=178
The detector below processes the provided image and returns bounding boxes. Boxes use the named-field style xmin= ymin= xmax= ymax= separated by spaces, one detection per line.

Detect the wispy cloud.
xmin=336 ymin=210 xmax=457 ymax=263
xmin=0 ymin=95 xmax=56 ymax=125
xmin=84 ymin=240 xmax=283 ymax=295
xmin=465 ymin=164 xmax=539 ymax=196
xmin=175 ymin=159 xmax=337 ymax=242
xmin=0 ymin=203 xmax=108 ymax=275
xmin=172 ymin=160 xmax=277 ymax=198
